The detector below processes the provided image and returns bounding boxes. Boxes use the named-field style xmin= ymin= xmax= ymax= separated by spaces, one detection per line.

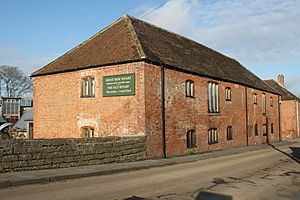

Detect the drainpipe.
xmin=161 ymin=64 xmax=167 ymax=158
xmin=278 ymin=96 xmax=282 ymax=141
xmin=245 ymin=87 xmax=249 ymax=146
xmin=296 ymin=101 xmax=299 ymax=138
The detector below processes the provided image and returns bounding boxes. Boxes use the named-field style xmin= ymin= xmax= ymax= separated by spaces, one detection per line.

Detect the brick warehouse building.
xmin=265 ymin=76 xmax=300 ymax=139
xmin=32 ymin=15 xmax=280 ymax=158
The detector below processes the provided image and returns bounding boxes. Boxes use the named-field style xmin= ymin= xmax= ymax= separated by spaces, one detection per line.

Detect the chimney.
xmin=277 ymin=75 xmax=285 ymax=87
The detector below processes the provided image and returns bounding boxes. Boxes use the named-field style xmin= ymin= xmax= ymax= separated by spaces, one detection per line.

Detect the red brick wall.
xmin=247 ymin=88 xmax=280 ymax=145
xmin=144 ymin=63 xmax=280 ymax=157
xmin=33 ymin=62 xmax=146 ymax=138
xmin=280 ymin=100 xmax=299 ymax=138
xmin=144 ymin=63 xmax=163 ymax=158
xmin=33 ymin=61 xmax=280 ymax=158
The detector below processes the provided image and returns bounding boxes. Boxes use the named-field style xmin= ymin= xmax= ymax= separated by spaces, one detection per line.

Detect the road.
xmin=1 ymin=143 xmax=299 ymax=200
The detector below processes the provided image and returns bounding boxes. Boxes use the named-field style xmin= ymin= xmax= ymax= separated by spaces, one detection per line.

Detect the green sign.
xmin=103 ymin=73 xmax=135 ymax=97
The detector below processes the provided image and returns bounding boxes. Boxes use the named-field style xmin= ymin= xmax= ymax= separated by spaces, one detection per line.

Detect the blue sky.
xmin=1 ymin=0 xmax=299 ymax=94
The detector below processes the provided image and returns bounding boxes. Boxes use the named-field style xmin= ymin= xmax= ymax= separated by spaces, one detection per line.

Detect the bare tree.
xmin=0 ymin=65 xmax=32 ymax=97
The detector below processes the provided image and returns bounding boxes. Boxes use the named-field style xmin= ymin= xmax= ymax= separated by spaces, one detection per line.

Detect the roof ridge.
xmin=264 ymin=79 xmax=300 ymax=101
xmin=125 ymin=15 xmax=146 ymax=59
xmin=31 ymin=16 xmax=129 ymax=76
xmin=127 ymin=15 xmax=239 ymax=63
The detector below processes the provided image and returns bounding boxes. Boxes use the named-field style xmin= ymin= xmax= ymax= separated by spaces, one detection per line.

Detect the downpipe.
xmin=161 ymin=64 xmax=166 ymax=158
xmin=297 ymin=101 xmax=299 ymax=138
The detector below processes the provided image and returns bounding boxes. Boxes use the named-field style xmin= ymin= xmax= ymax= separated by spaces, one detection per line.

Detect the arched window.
xmin=270 ymin=97 xmax=273 ymax=107
xmin=271 ymin=123 xmax=274 ymax=134
xmin=208 ymin=82 xmax=219 ymax=113
xmin=208 ymin=128 xmax=218 ymax=144
xmin=82 ymin=127 xmax=95 ymax=138
xmin=227 ymin=126 xmax=233 ymax=141
xmin=225 ymin=87 xmax=232 ymax=101
xmin=254 ymin=124 xmax=258 ymax=136
xmin=253 ymin=93 xmax=257 ymax=104
xmin=263 ymin=124 xmax=268 ymax=136
xmin=81 ymin=77 xmax=95 ymax=97
xmin=262 ymin=93 xmax=266 ymax=114
xmin=187 ymin=130 xmax=196 ymax=148
xmin=186 ymin=80 xmax=195 ymax=97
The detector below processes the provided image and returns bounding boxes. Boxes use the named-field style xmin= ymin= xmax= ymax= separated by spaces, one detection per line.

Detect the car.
xmin=0 ymin=122 xmax=13 ymax=139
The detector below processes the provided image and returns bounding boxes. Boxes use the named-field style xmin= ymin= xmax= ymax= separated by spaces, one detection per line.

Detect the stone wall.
xmin=0 ymin=136 xmax=146 ymax=173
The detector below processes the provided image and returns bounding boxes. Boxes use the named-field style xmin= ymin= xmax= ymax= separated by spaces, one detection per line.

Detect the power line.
xmin=140 ymin=0 xmax=169 ymax=19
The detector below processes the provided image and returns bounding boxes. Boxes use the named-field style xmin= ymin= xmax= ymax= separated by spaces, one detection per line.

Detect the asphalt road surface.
xmin=1 ymin=143 xmax=299 ymax=200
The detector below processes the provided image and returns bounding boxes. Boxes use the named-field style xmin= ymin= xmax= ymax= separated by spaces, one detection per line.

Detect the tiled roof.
xmin=264 ymin=80 xmax=299 ymax=101
xmin=32 ymin=15 xmax=277 ymax=94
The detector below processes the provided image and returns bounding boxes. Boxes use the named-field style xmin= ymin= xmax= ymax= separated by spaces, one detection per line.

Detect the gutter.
xmin=278 ymin=96 xmax=282 ymax=141
xmin=245 ymin=87 xmax=249 ymax=146
xmin=296 ymin=101 xmax=299 ymax=138
xmin=161 ymin=64 xmax=167 ymax=158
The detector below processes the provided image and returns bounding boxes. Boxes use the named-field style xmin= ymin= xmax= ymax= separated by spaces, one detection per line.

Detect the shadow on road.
xmin=268 ymin=144 xmax=300 ymax=164
xmin=195 ymin=191 xmax=232 ymax=200
xmin=123 ymin=196 xmax=146 ymax=200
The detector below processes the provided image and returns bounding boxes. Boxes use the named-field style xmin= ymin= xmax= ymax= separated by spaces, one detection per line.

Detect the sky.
xmin=0 ymin=0 xmax=299 ymax=94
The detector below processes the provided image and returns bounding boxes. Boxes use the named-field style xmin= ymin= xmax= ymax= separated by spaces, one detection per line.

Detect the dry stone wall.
xmin=0 ymin=136 xmax=146 ymax=173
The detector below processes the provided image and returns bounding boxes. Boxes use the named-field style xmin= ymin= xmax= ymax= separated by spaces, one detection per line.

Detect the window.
xmin=225 ymin=87 xmax=232 ymax=101
xmin=208 ymin=82 xmax=219 ymax=113
xmin=81 ymin=77 xmax=95 ymax=97
xmin=270 ymin=97 xmax=273 ymax=107
xmin=253 ymin=93 xmax=257 ymax=105
xmin=227 ymin=126 xmax=233 ymax=141
xmin=254 ymin=124 xmax=258 ymax=136
xmin=186 ymin=80 xmax=194 ymax=97
xmin=20 ymin=99 xmax=33 ymax=107
xmin=262 ymin=93 xmax=266 ymax=114
xmin=271 ymin=123 xmax=274 ymax=134
xmin=187 ymin=130 xmax=196 ymax=148
xmin=263 ymin=124 xmax=268 ymax=136
xmin=82 ymin=127 xmax=95 ymax=138
xmin=208 ymin=128 xmax=218 ymax=144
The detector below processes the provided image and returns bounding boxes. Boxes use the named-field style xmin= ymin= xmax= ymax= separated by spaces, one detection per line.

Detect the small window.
xmin=186 ymin=80 xmax=194 ymax=97
xmin=227 ymin=126 xmax=233 ymax=141
xmin=81 ymin=77 xmax=95 ymax=97
xmin=82 ymin=127 xmax=95 ymax=138
xmin=271 ymin=123 xmax=274 ymax=134
xmin=208 ymin=128 xmax=218 ymax=144
xmin=254 ymin=124 xmax=258 ymax=136
xmin=187 ymin=130 xmax=196 ymax=148
xmin=253 ymin=93 xmax=257 ymax=105
xmin=225 ymin=87 xmax=232 ymax=101
xmin=262 ymin=93 xmax=266 ymax=114
xmin=263 ymin=124 xmax=268 ymax=136
xmin=270 ymin=97 xmax=273 ymax=107
xmin=208 ymin=82 xmax=219 ymax=113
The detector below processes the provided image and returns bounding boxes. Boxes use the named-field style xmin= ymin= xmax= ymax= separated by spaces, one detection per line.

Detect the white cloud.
xmin=135 ymin=0 xmax=300 ymax=94
xmin=137 ymin=0 xmax=300 ymax=63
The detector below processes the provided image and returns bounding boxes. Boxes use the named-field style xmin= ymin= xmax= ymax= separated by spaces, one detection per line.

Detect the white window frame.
xmin=82 ymin=77 xmax=95 ymax=97
xmin=187 ymin=130 xmax=196 ymax=148
xmin=225 ymin=87 xmax=232 ymax=101
xmin=208 ymin=82 xmax=219 ymax=113
xmin=254 ymin=93 xmax=257 ymax=105
xmin=208 ymin=128 xmax=218 ymax=144
xmin=262 ymin=93 xmax=266 ymax=114
xmin=186 ymin=80 xmax=195 ymax=97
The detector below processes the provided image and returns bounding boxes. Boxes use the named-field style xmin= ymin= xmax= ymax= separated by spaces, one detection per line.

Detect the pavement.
xmin=0 ymin=138 xmax=299 ymax=189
